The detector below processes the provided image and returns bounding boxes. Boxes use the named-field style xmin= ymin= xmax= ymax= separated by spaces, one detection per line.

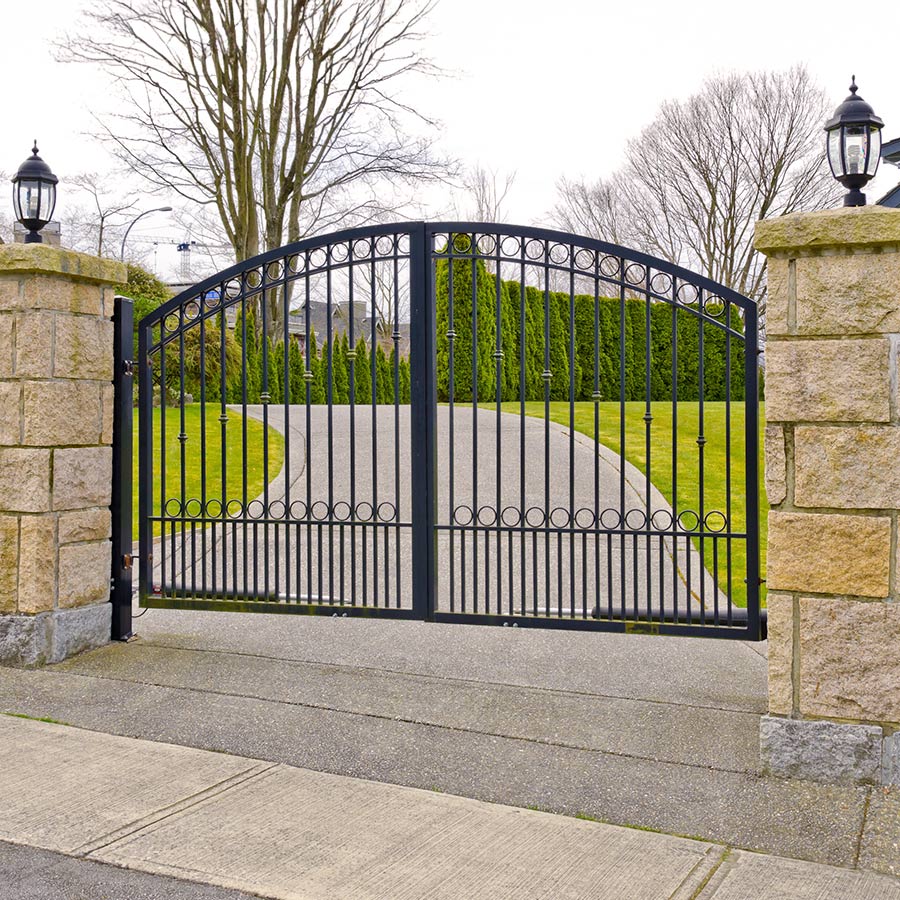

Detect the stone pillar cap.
xmin=755 ymin=205 xmax=900 ymax=256
xmin=0 ymin=243 xmax=126 ymax=285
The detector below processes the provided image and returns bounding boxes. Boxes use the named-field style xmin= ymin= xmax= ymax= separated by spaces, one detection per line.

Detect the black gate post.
xmin=110 ymin=295 xmax=134 ymax=640
xmin=409 ymin=223 xmax=437 ymax=619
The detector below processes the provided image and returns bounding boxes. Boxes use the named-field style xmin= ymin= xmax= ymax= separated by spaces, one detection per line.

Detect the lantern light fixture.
xmin=825 ymin=77 xmax=884 ymax=207
xmin=11 ymin=142 xmax=58 ymax=243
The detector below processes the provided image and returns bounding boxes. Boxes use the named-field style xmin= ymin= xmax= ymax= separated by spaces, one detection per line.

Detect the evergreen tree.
xmin=399 ymin=355 xmax=411 ymax=404
xmin=376 ymin=344 xmax=393 ymax=403
xmin=333 ymin=334 xmax=350 ymax=403
xmin=308 ymin=329 xmax=326 ymax=404
xmin=267 ymin=338 xmax=284 ymax=405
xmin=354 ymin=338 xmax=372 ymax=404
xmin=435 ymin=239 xmax=497 ymax=403
xmin=288 ymin=338 xmax=304 ymax=404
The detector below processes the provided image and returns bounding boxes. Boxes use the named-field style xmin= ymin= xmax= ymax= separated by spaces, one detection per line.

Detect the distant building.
xmin=877 ymin=137 xmax=900 ymax=207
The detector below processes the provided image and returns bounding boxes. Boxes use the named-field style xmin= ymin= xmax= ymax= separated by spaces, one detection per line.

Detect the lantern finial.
xmin=850 ymin=76 xmax=857 ymax=95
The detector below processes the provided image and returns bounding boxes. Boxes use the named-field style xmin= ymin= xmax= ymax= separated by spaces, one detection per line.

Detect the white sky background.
xmin=3 ymin=0 xmax=900 ymax=280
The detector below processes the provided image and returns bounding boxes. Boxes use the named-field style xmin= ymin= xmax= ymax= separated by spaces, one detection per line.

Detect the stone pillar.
xmin=0 ymin=244 xmax=126 ymax=666
xmin=755 ymin=206 xmax=900 ymax=786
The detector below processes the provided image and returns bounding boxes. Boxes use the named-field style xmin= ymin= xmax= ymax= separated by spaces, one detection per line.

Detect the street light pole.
xmin=120 ymin=206 xmax=173 ymax=260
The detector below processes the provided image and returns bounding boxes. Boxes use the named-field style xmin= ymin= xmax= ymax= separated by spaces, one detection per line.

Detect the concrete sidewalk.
xmin=2 ymin=714 xmax=899 ymax=900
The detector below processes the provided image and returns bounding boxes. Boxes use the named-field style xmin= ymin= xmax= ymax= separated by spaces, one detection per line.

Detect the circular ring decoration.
xmin=204 ymin=291 xmax=220 ymax=311
xmin=289 ymin=500 xmax=308 ymax=520
xmin=268 ymin=499 xmax=286 ymax=519
xmin=549 ymin=242 xmax=569 ymax=265
xmin=476 ymin=505 xmax=497 ymax=527
xmin=624 ymin=508 xmax=648 ymax=530
xmin=330 ymin=242 xmax=349 ymax=263
xmin=266 ymin=261 xmax=282 ymax=281
xmin=432 ymin=235 xmax=449 ymax=255
xmin=525 ymin=238 xmax=545 ymax=261
xmin=549 ymin=506 xmax=571 ymax=529
xmin=226 ymin=499 xmax=244 ymax=518
xmin=599 ymin=255 xmax=620 ymax=278
xmin=247 ymin=499 xmax=266 ymax=520
xmin=650 ymin=271 xmax=673 ymax=295
xmin=453 ymin=504 xmax=474 ymax=527
xmin=311 ymin=500 xmax=330 ymax=521
xmin=375 ymin=235 xmax=395 ymax=256
xmin=677 ymin=509 xmax=700 ymax=532
xmin=704 ymin=510 xmax=728 ymax=533
xmin=225 ymin=277 xmax=242 ymax=299
xmin=332 ymin=500 xmax=352 ymax=522
xmin=500 ymin=235 xmax=521 ymax=258
xmin=164 ymin=314 xmax=181 ymax=335
xmin=676 ymin=282 xmax=699 ymax=306
xmin=703 ymin=294 xmax=727 ymax=319
xmin=309 ymin=247 xmax=328 ymax=269
xmin=574 ymin=507 xmax=596 ymax=530
xmin=355 ymin=501 xmax=374 ymax=522
xmin=352 ymin=238 xmax=372 ymax=259
xmin=245 ymin=268 xmax=262 ymax=290
xmin=524 ymin=506 xmax=546 ymax=528
xmin=377 ymin=501 xmax=397 ymax=522
xmin=574 ymin=248 xmax=595 ymax=271
xmin=599 ymin=507 xmax=622 ymax=530
xmin=624 ymin=262 xmax=646 ymax=287
xmin=651 ymin=508 xmax=674 ymax=531
xmin=288 ymin=254 xmax=304 ymax=274
xmin=183 ymin=300 xmax=200 ymax=321
xmin=397 ymin=233 xmax=411 ymax=255
xmin=184 ymin=498 xmax=203 ymax=518
xmin=450 ymin=233 xmax=473 ymax=254
xmin=500 ymin=505 xmax=522 ymax=527
xmin=205 ymin=498 xmax=223 ymax=519
xmin=164 ymin=498 xmax=183 ymax=518
xmin=476 ymin=233 xmax=496 ymax=256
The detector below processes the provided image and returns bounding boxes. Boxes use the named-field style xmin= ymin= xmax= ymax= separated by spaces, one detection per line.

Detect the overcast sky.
xmin=4 ymin=0 xmax=900 ymax=278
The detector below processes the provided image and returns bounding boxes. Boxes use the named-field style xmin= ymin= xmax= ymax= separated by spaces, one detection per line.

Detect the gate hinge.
xmin=122 ymin=360 xmax=135 ymax=377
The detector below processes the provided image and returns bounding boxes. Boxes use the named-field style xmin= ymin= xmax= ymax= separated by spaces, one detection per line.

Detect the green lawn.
xmin=132 ymin=405 xmax=285 ymax=536
xmin=499 ymin=401 xmax=767 ymax=608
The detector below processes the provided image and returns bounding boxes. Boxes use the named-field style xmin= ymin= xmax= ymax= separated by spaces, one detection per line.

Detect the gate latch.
xmin=122 ymin=360 xmax=135 ymax=377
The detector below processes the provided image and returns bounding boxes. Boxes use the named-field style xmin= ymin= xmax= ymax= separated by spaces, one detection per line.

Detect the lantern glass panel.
xmin=42 ymin=182 xmax=56 ymax=222
xmin=827 ymin=127 xmax=843 ymax=177
xmin=844 ymin=126 xmax=868 ymax=176
xmin=866 ymin=128 xmax=882 ymax=177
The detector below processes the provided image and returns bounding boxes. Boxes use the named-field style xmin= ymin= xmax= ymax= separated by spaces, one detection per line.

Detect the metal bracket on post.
xmin=111 ymin=295 xmax=135 ymax=641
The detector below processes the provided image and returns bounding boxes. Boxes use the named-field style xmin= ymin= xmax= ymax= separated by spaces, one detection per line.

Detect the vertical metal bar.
xmin=725 ymin=305 xmax=733 ymax=625
xmin=410 ymin=222 xmax=436 ymax=620
xmin=568 ymin=251 xmax=575 ymax=617
xmin=138 ymin=313 xmax=152 ymax=602
xmin=494 ymin=236 xmax=503 ymax=615
xmin=111 ymin=296 xmax=134 ymax=639
xmin=199 ymin=300 xmax=207 ymax=597
xmin=671 ymin=285 xmax=679 ymax=623
xmin=160 ymin=326 xmax=167 ymax=595
xmin=471 ymin=249 xmax=479 ymax=614
xmin=349 ymin=247 xmax=358 ymax=606
xmin=305 ymin=264 xmax=313 ymax=605
xmin=744 ymin=302 xmax=761 ymax=639
xmin=261 ymin=276 xmax=271 ymax=597
xmin=370 ymin=244 xmax=379 ymax=606
xmin=644 ymin=277 xmax=653 ymax=620
xmin=543 ymin=243 xmax=551 ymax=616
xmin=618 ymin=263 xmax=626 ymax=619
xmin=518 ymin=253 xmax=527 ymax=617
xmin=593 ymin=257 xmax=601 ymax=618
xmin=698 ymin=291 xmax=706 ymax=623
xmin=326 ymin=254 xmax=335 ymax=604
xmin=449 ymin=236 xmax=457 ymax=612
xmin=282 ymin=261 xmax=291 ymax=603
xmin=393 ymin=247 xmax=402 ymax=607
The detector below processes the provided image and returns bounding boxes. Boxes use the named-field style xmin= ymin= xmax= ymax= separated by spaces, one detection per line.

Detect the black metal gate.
xmin=126 ymin=222 xmax=762 ymax=640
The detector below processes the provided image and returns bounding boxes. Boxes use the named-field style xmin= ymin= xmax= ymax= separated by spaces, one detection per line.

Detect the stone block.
xmin=883 ymin=733 xmax=900 ymax=787
xmin=0 ymin=314 xmax=13 ymax=377
xmin=22 ymin=276 xmax=103 ymax=316
xmin=0 ymin=278 xmax=22 ymax=310
xmin=0 ymin=447 xmax=51 ymax=512
xmin=52 ymin=447 xmax=112 ymax=510
xmin=0 ymin=244 xmax=125 ymax=285
xmin=22 ymin=382 xmax=101 ymax=446
xmin=58 ymin=540 xmax=110 ymax=609
xmin=13 ymin=311 xmax=54 ymax=378
xmin=795 ymin=253 xmax=900 ymax=336
xmin=794 ymin=425 xmax=900 ymax=509
xmin=755 ymin=205 xmax=900 ymax=255
xmin=766 ymin=592 xmax=794 ymax=716
xmin=100 ymin=383 xmax=115 ymax=445
xmin=766 ymin=511 xmax=890 ymax=597
xmin=764 ymin=339 xmax=890 ymax=423
xmin=764 ymin=425 xmax=786 ymax=507
xmin=798 ymin=597 xmax=900 ymax=724
xmin=765 ymin=258 xmax=791 ymax=337
xmin=0 ymin=604 xmax=110 ymax=668
xmin=0 ymin=382 xmax=20 ymax=445
xmin=0 ymin=515 xmax=18 ymax=614
xmin=54 ymin=316 xmax=114 ymax=380
xmin=58 ymin=508 xmax=110 ymax=544
xmin=16 ymin=515 xmax=57 ymax=614
xmin=759 ymin=715 xmax=883 ymax=785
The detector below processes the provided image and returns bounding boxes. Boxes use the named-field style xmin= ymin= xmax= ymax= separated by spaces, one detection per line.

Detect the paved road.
xmin=153 ymin=405 xmax=731 ymax=625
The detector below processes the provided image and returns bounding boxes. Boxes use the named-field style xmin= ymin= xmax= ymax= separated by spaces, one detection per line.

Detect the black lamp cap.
xmin=12 ymin=142 xmax=58 ymax=185
xmin=825 ymin=77 xmax=884 ymax=131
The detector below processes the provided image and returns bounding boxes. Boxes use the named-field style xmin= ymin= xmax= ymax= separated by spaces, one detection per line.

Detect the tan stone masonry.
xmin=0 ymin=245 xmax=125 ymax=665
xmin=755 ymin=205 xmax=900 ymax=785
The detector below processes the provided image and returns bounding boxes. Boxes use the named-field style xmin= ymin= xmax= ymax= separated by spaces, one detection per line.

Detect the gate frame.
xmin=128 ymin=221 xmax=764 ymax=641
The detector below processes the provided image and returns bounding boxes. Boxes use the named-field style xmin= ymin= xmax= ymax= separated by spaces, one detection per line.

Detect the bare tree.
xmin=61 ymin=173 xmax=139 ymax=258
xmin=550 ymin=176 xmax=626 ymax=244
xmin=452 ymin=164 xmax=516 ymax=222
xmin=62 ymin=0 xmax=448 ymax=338
xmin=551 ymin=66 xmax=840 ymax=323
